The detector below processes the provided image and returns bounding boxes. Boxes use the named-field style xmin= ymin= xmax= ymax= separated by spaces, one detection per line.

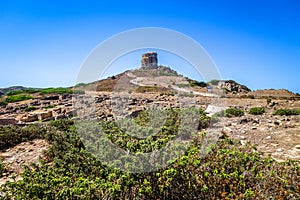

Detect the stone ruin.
xmin=141 ymin=52 xmax=158 ymax=69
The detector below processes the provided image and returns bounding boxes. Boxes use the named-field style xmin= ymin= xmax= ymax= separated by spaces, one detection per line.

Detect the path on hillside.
xmin=127 ymin=72 xmax=218 ymax=97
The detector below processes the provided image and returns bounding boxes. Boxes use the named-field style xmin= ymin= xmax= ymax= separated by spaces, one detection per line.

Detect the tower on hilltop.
xmin=141 ymin=52 xmax=158 ymax=69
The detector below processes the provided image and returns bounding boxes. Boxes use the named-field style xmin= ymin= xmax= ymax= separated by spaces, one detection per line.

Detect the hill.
xmin=0 ymin=66 xmax=300 ymax=199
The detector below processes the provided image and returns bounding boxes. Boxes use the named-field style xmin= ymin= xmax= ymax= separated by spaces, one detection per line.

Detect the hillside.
xmin=0 ymin=66 xmax=300 ymax=199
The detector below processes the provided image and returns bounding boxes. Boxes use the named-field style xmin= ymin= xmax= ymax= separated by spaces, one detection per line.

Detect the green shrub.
xmin=0 ymin=158 xmax=4 ymax=177
xmin=40 ymin=87 xmax=84 ymax=95
xmin=176 ymin=83 xmax=190 ymax=88
xmin=1 ymin=124 xmax=299 ymax=199
xmin=249 ymin=107 xmax=265 ymax=115
xmin=0 ymin=101 xmax=7 ymax=106
xmin=273 ymin=109 xmax=299 ymax=116
xmin=189 ymin=81 xmax=207 ymax=87
xmin=24 ymin=106 xmax=37 ymax=112
xmin=4 ymin=95 xmax=33 ymax=103
xmin=208 ymin=79 xmax=219 ymax=85
xmin=1 ymin=116 xmax=300 ymax=199
xmin=43 ymin=105 xmax=55 ymax=109
xmin=135 ymin=86 xmax=169 ymax=93
xmin=0 ymin=124 xmax=48 ymax=150
xmin=7 ymin=89 xmax=40 ymax=96
xmin=215 ymin=108 xmax=244 ymax=118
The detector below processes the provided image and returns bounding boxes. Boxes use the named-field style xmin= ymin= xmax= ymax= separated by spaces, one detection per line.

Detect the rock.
xmin=20 ymin=114 xmax=38 ymax=123
xmin=239 ymin=118 xmax=248 ymax=124
xmin=240 ymin=136 xmax=246 ymax=140
xmin=205 ymin=105 xmax=226 ymax=116
xmin=41 ymin=95 xmax=59 ymax=101
xmin=253 ymin=118 xmax=259 ymax=124
xmin=251 ymin=127 xmax=257 ymax=130
xmin=277 ymin=148 xmax=283 ymax=152
xmin=0 ymin=118 xmax=18 ymax=125
xmin=266 ymin=136 xmax=271 ymax=140
xmin=295 ymin=145 xmax=300 ymax=150
xmin=37 ymin=111 xmax=52 ymax=121
xmin=129 ymin=110 xmax=143 ymax=118
xmin=274 ymin=120 xmax=281 ymax=125
xmin=225 ymin=123 xmax=232 ymax=127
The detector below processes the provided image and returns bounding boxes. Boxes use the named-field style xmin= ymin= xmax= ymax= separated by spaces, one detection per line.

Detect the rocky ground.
xmin=0 ymin=69 xmax=299 ymax=186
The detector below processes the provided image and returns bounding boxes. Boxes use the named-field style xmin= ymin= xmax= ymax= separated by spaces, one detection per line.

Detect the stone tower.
xmin=141 ymin=52 xmax=158 ymax=69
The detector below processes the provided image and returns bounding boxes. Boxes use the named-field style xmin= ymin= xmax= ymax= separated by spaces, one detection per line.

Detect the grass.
xmin=249 ymin=107 xmax=265 ymax=115
xmin=4 ymin=95 xmax=33 ymax=103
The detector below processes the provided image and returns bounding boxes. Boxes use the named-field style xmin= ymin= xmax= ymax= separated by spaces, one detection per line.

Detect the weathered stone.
xmin=239 ymin=118 xmax=248 ymax=124
xmin=37 ymin=111 xmax=52 ymax=121
xmin=41 ymin=95 xmax=59 ymax=101
xmin=0 ymin=118 xmax=18 ymax=125
xmin=20 ymin=114 xmax=38 ymax=123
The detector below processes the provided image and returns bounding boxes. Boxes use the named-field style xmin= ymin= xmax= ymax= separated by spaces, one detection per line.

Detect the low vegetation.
xmin=135 ymin=86 xmax=170 ymax=93
xmin=273 ymin=108 xmax=300 ymax=116
xmin=0 ymin=101 xmax=7 ymax=106
xmin=0 ymin=109 xmax=299 ymax=199
xmin=249 ymin=107 xmax=265 ymax=115
xmin=43 ymin=105 xmax=55 ymax=109
xmin=0 ymin=158 xmax=4 ymax=178
xmin=175 ymin=83 xmax=190 ymax=88
xmin=6 ymin=89 xmax=40 ymax=96
xmin=214 ymin=107 xmax=245 ymax=118
xmin=24 ymin=106 xmax=37 ymax=112
xmin=3 ymin=94 xmax=34 ymax=103
xmin=40 ymin=87 xmax=84 ymax=95
xmin=189 ymin=80 xmax=207 ymax=87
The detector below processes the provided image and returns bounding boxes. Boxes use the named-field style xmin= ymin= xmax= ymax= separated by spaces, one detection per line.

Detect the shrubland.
xmin=0 ymin=109 xmax=299 ymax=199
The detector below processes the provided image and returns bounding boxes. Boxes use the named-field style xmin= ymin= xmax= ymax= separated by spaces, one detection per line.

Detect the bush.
xmin=249 ymin=107 xmax=265 ymax=115
xmin=176 ymin=83 xmax=190 ymax=88
xmin=6 ymin=89 xmax=40 ymax=96
xmin=208 ymin=80 xmax=219 ymax=85
xmin=273 ymin=109 xmax=299 ymax=116
xmin=0 ymin=124 xmax=48 ymax=150
xmin=135 ymin=86 xmax=169 ymax=93
xmin=0 ymin=158 xmax=4 ymax=177
xmin=40 ymin=87 xmax=84 ymax=95
xmin=215 ymin=108 xmax=244 ymax=118
xmin=43 ymin=105 xmax=55 ymax=109
xmin=0 ymin=101 xmax=7 ymax=106
xmin=1 ymin=124 xmax=299 ymax=199
xmin=189 ymin=81 xmax=207 ymax=87
xmin=24 ymin=106 xmax=37 ymax=112
xmin=4 ymin=95 xmax=33 ymax=103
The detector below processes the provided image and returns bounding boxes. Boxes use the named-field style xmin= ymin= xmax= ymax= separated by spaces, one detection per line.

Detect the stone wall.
xmin=141 ymin=52 xmax=158 ymax=69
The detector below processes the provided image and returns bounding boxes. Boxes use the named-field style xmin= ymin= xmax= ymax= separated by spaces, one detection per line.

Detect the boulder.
xmin=205 ymin=105 xmax=226 ymax=117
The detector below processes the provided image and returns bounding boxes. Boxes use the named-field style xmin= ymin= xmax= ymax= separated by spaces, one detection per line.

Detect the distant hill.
xmin=0 ymin=86 xmax=29 ymax=96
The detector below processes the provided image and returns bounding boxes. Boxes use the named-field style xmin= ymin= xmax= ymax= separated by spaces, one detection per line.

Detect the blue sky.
xmin=0 ymin=0 xmax=299 ymax=93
